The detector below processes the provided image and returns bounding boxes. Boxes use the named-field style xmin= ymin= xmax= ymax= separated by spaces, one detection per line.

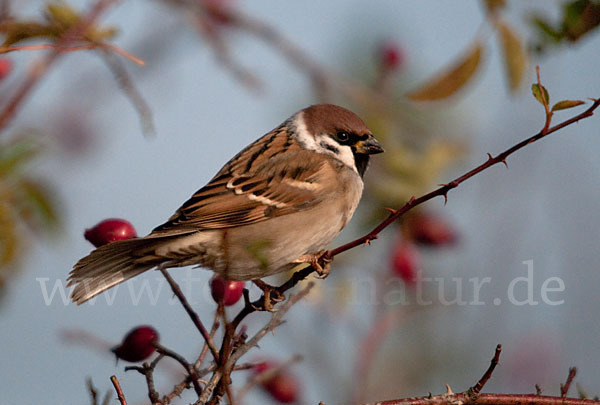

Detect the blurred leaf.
xmin=406 ymin=43 xmax=483 ymax=102
xmin=531 ymin=83 xmax=550 ymax=106
xmin=46 ymin=2 xmax=118 ymax=42
xmin=551 ymin=99 xmax=586 ymax=111
xmin=531 ymin=16 xmax=564 ymax=43
xmin=483 ymin=0 xmax=506 ymax=13
xmin=0 ymin=22 xmax=57 ymax=47
xmin=0 ymin=2 xmax=118 ymax=47
xmin=16 ymin=179 xmax=59 ymax=230
xmin=497 ymin=20 xmax=527 ymax=91
xmin=562 ymin=0 xmax=600 ymax=41
xmin=45 ymin=2 xmax=81 ymax=30
xmin=0 ymin=137 xmax=40 ymax=177
xmin=0 ymin=203 xmax=19 ymax=267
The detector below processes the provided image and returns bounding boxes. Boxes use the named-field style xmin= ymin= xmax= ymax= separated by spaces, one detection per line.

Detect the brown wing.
xmin=148 ymin=131 xmax=334 ymax=236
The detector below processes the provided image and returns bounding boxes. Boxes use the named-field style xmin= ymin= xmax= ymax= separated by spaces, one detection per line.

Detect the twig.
xmin=159 ymin=267 xmax=220 ymax=363
xmin=0 ymin=0 xmax=121 ymax=132
xmin=468 ymin=344 xmax=502 ymax=397
xmin=110 ymin=375 xmax=127 ymax=405
xmin=125 ymin=357 xmax=164 ymax=405
xmin=561 ymin=367 xmax=578 ymax=398
xmin=228 ymin=282 xmax=313 ymax=368
xmin=154 ymin=343 xmax=203 ymax=396
xmin=0 ymin=43 xmax=145 ymax=65
xmin=203 ymin=283 xmax=313 ymax=404
xmin=87 ymin=377 xmax=99 ymax=405
xmin=100 ymin=50 xmax=155 ymax=136
xmin=196 ymin=312 xmax=221 ymax=369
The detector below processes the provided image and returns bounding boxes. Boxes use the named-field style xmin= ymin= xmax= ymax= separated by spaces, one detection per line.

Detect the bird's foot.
xmin=294 ymin=251 xmax=332 ymax=279
xmin=252 ymin=279 xmax=285 ymax=312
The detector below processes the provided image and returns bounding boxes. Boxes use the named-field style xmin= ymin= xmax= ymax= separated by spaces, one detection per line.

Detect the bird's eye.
xmin=336 ymin=131 xmax=350 ymax=142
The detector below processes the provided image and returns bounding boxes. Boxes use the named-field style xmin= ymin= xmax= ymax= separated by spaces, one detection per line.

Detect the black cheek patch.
xmin=320 ymin=141 xmax=339 ymax=154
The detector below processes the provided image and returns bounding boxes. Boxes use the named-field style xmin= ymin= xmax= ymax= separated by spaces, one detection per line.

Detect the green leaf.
xmin=562 ymin=0 xmax=600 ymax=42
xmin=0 ymin=203 xmax=19 ymax=267
xmin=0 ymin=138 xmax=40 ymax=177
xmin=17 ymin=179 xmax=59 ymax=229
xmin=0 ymin=22 xmax=57 ymax=47
xmin=551 ymin=99 xmax=586 ymax=111
xmin=406 ymin=43 xmax=483 ymax=102
xmin=531 ymin=83 xmax=550 ymax=106
xmin=497 ymin=20 xmax=527 ymax=91
xmin=45 ymin=2 xmax=81 ymax=30
xmin=530 ymin=16 xmax=564 ymax=43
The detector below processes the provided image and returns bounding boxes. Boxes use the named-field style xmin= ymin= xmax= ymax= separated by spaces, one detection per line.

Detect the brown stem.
xmin=561 ymin=367 xmax=577 ymax=398
xmin=110 ymin=375 xmax=127 ymax=405
xmin=159 ymin=267 xmax=220 ymax=362
xmin=468 ymin=344 xmax=502 ymax=397
xmin=154 ymin=344 xmax=203 ymax=396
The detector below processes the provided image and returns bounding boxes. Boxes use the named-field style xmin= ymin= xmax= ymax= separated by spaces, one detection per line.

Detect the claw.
xmin=294 ymin=251 xmax=332 ymax=279
xmin=252 ymin=280 xmax=284 ymax=312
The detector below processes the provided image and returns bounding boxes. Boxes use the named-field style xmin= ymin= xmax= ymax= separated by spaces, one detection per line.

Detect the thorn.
xmin=501 ymin=159 xmax=508 ymax=169
xmin=535 ymin=384 xmax=542 ymax=396
xmin=445 ymin=384 xmax=455 ymax=396
xmin=487 ymin=152 xmax=493 ymax=161
xmin=408 ymin=196 xmax=416 ymax=204
xmin=385 ymin=207 xmax=398 ymax=215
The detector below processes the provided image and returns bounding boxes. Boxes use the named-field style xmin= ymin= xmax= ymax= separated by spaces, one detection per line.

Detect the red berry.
xmin=210 ymin=275 xmax=244 ymax=306
xmin=84 ymin=218 xmax=137 ymax=247
xmin=111 ymin=326 xmax=159 ymax=362
xmin=0 ymin=58 xmax=12 ymax=81
xmin=391 ymin=241 xmax=420 ymax=285
xmin=405 ymin=212 xmax=457 ymax=247
xmin=253 ymin=361 xmax=300 ymax=404
xmin=379 ymin=41 xmax=404 ymax=71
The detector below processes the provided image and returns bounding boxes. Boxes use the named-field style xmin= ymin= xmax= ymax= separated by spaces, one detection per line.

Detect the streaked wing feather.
xmin=149 ymin=133 xmax=331 ymax=236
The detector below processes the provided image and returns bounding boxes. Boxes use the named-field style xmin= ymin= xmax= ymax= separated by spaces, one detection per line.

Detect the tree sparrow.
xmin=68 ymin=104 xmax=383 ymax=304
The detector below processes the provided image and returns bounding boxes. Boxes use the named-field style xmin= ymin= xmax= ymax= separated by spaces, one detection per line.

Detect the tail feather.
xmin=68 ymin=238 xmax=161 ymax=305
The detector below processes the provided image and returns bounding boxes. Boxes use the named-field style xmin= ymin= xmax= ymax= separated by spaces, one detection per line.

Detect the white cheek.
xmin=293 ymin=113 xmax=358 ymax=174
xmin=329 ymin=143 xmax=357 ymax=173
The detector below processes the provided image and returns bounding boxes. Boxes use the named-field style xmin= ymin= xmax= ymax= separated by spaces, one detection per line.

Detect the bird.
xmin=68 ymin=104 xmax=384 ymax=304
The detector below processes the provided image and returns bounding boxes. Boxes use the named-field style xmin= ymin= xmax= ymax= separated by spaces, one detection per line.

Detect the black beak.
xmin=356 ymin=134 xmax=384 ymax=155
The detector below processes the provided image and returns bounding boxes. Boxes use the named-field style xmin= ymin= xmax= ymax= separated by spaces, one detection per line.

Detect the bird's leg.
xmin=293 ymin=251 xmax=332 ymax=279
xmin=252 ymin=279 xmax=285 ymax=312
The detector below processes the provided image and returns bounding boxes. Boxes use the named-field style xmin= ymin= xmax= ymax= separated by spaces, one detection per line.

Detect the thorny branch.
xmin=219 ymin=96 xmax=600 ymax=328
xmin=326 ymin=97 xmax=600 ymax=260
xmin=362 ymin=346 xmax=597 ymax=405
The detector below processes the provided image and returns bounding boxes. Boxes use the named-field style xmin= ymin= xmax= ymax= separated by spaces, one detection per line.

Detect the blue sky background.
xmin=2 ymin=1 xmax=600 ymax=403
